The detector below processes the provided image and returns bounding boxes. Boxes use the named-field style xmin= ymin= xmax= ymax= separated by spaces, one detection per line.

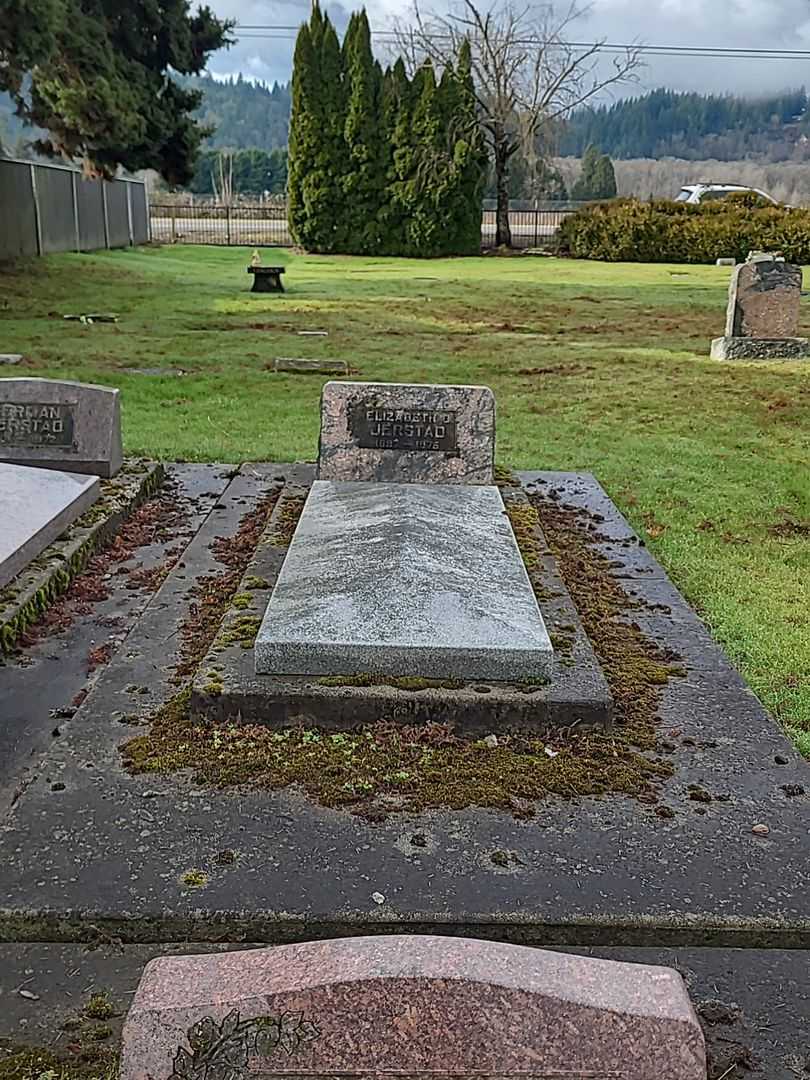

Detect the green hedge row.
xmin=556 ymin=196 xmax=810 ymax=263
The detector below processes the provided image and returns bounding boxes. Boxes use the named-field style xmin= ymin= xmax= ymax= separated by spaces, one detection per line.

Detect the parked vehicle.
xmin=674 ymin=183 xmax=779 ymax=206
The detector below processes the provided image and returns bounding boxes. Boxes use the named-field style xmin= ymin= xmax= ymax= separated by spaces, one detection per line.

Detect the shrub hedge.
xmin=556 ymin=197 xmax=810 ymax=263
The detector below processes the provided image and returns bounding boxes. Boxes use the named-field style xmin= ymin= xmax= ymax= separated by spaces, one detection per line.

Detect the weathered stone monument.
xmin=0 ymin=377 xmax=123 ymax=477
xmin=0 ymin=462 xmax=100 ymax=589
xmin=318 ymin=380 xmax=495 ymax=485
xmin=255 ymin=381 xmax=553 ymax=682
xmin=119 ymin=936 xmax=707 ymax=1080
xmin=710 ymin=253 xmax=810 ymax=360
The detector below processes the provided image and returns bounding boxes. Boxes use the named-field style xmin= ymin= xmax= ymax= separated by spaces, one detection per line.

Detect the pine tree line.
xmin=287 ymin=4 xmax=487 ymax=257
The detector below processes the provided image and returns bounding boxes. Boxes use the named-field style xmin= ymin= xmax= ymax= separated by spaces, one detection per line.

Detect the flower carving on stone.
xmin=169 ymin=1008 xmax=320 ymax=1080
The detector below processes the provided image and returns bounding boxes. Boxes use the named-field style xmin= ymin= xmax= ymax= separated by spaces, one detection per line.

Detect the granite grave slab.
xmin=0 ymin=377 xmax=123 ymax=477
xmin=254 ymin=480 xmax=554 ymax=681
xmin=0 ymin=462 xmax=100 ymax=590
xmin=318 ymin=380 xmax=495 ymax=484
xmin=711 ymin=254 xmax=810 ymax=360
xmin=119 ymin=936 xmax=706 ymax=1080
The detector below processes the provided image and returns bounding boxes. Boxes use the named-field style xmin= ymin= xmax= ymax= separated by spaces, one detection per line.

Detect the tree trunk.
xmin=494 ymin=136 xmax=512 ymax=248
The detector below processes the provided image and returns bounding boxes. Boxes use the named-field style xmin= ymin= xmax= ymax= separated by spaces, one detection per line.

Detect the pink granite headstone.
xmin=120 ymin=935 xmax=706 ymax=1080
xmin=317 ymin=381 xmax=495 ymax=485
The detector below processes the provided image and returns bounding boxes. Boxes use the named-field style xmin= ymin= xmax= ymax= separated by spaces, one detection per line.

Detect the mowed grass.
xmin=1 ymin=245 xmax=808 ymax=752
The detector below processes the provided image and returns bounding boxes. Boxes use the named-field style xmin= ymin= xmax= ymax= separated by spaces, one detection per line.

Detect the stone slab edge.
xmin=0 ymin=460 xmax=164 ymax=653
xmin=190 ymin=469 xmax=612 ymax=733
xmin=710 ymin=336 xmax=810 ymax=360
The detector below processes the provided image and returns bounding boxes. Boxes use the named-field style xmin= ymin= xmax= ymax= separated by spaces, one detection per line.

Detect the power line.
xmin=233 ymin=24 xmax=810 ymax=60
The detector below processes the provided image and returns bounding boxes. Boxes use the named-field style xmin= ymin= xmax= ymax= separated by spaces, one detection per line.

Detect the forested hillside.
xmin=181 ymin=74 xmax=290 ymax=151
xmin=560 ymin=88 xmax=810 ymax=161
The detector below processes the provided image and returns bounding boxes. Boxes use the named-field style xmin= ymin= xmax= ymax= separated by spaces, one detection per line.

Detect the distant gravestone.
xmin=119 ymin=936 xmax=707 ymax=1080
xmin=318 ymin=381 xmax=495 ymax=485
xmin=0 ymin=377 xmax=123 ymax=477
xmin=711 ymin=254 xmax=810 ymax=360
xmin=0 ymin=354 xmax=22 ymax=365
xmin=0 ymin=462 xmax=100 ymax=589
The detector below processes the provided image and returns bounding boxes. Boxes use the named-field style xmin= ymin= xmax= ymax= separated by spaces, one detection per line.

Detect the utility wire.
xmin=233 ymin=25 xmax=810 ymax=60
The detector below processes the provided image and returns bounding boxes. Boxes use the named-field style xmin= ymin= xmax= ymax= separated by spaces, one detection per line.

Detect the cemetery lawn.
xmin=1 ymin=246 xmax=808 ymax=755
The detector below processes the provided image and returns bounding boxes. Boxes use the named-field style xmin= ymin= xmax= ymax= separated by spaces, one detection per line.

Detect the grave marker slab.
xmin=254 ymin=480 xmax=553 ymax=682
xmin=0 ymin=377 xmax=123 ymax=477
xmin=318 ymin=381 xmax=495 ymax=485
xmin=119 ymin=936 xmax=707 ymax=1080
xmin=0 ymin=462 xmax=100 ymax=589
xmin=711 ymin=254 xmax=810 ymax=360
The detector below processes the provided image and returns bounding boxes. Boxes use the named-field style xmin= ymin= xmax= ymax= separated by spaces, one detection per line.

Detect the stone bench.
xmin=247 ymin=265 xmax=285 ymax=293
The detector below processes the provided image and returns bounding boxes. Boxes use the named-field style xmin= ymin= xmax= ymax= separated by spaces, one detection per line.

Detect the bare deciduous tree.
xmin=393 ymin=0 xmax=641 ymax=245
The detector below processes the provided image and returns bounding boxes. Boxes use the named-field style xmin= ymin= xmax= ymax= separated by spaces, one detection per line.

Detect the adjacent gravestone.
xmin=318 ymin=380 xmax=495 ymax=485
xmin=119 ymin=936 xmax=707 ymax=1080
xmin=0 ymin=462 xmax=100 ymax=589
xmin=0 ymin=354 xmax=22 ymax=365
xmin=254 ymin=480 xmax=553 ymax=681
xmin=710 ymin=253 xmax=810 ymax=360
xmin=0 ymin=377 xmax=123 ymax=477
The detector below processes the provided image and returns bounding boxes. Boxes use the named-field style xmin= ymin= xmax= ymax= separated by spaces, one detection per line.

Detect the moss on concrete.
xmin=121 ymin=487 xmax=680 ymax=817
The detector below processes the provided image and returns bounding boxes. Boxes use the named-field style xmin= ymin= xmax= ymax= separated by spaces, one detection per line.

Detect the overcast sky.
xmin=206 ymin=0 xmax=810 ymax=99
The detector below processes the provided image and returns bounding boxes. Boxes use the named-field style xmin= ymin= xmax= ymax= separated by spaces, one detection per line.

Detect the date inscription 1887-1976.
xmin=0 ymin=403 xmax=76 ymax=449
xmin=350 ymin=401 xmax=458 ymax=454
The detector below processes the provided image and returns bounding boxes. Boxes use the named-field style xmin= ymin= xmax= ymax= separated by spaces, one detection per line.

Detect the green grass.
xmin=1 ymin=245 xmax=808 ymax=752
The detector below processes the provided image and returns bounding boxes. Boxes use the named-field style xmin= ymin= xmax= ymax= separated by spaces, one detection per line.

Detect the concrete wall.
xmin=0 ymin=158 xmax=148 ymax=259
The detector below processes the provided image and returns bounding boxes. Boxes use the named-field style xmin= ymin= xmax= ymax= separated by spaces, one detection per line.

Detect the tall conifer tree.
xmin=342 ymin=10 xmax=385 ymax=253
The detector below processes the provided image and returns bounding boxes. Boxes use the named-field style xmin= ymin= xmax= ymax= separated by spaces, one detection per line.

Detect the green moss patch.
xmin=122 ymin=491 xmax=680 ymax=817
xmin=271 ymin=496 xmax=306 ymax=546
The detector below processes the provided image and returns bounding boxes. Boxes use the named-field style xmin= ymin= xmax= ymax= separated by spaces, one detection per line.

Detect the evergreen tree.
xmin=342 ymin=9 xmax=386 ymax=253
xmin=287 ymin=20 xmax=318 ymax=245
xmin=592 ymin=154 xmax=617 ymax=199
xmin=0 ymin=0 xmax=231 ymax=183
xmin=443 ymin=39 xmax=487 ymax=253
xmin=382 ymin=58 xmax=412 ymax=254
xmin=571 ymin=145 xmax=616 ymax=200
xmin=405 ymin=62 xmax=445 ymax=256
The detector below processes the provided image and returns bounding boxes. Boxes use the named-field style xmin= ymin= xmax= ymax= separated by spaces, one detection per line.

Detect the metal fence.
xmin=0 ymin=157 xmax=150 ymax=259
xmin=150 ymin=203 xmax=291 ymax=246
xmin=150 ymin=200 xmax=579 ymax=249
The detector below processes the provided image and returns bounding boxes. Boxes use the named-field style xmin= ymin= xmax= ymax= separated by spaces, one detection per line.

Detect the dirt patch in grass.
xmin=122 ymin=488 xmax=681 ymax=818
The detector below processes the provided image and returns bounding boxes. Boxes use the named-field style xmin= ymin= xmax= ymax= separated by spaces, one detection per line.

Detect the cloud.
xmin=205 ymin=0 xmax=810 ymax=95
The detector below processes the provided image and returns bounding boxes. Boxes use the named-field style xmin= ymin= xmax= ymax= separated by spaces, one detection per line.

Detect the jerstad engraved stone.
xmin=0 ymin=377 xmax=123 ymax=477
xmin=318 ymin=380 xmax=495 ymax=484
xmin=119 ymin=936 xmax=707 ymax=1080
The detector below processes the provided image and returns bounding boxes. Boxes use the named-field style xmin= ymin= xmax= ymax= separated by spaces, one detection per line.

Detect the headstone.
xmin=318 ymin=381 xmax=495 ymax=485
xmin=0 ymin=377 xmax=123 ymax=477
xmin=725 ymin=255 xmax=800 ymax=337
xmin=710 ymin=253 xmax=810 ymax=360
xmin=0 ymin=462 xmax=100 ymax=589
xmin=0 ymin=354 xmax=22 ymax=365
xmin=119 ymin=936 xmax=707 ymax=1080
xmin=254 ymin=480 xmax=553 ymax=681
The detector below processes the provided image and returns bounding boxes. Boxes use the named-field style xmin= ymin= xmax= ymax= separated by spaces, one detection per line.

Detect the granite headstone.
xmin=0 ymin=462 xmax=100 ymax=589
xmin=711 ymin=253 xmax=810 ymax=360
xmin=119 ymin=936 xmax=707 ymax=1080
xmin=0 ymin=377 xmax=123 ymax=477
xmin=318 ymin=380 xmax=495 ymax=484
